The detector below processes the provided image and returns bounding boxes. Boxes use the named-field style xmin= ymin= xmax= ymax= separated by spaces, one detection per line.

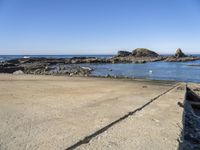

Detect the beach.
xmin=1 ymin=0 xmax=200 ymax=149
xmin=0 ymin=74 xmax=188 ymax=150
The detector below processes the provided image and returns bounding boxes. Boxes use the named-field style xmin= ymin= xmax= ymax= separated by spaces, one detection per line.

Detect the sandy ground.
xmin=0 ymin=74 xmax=184 ymax=150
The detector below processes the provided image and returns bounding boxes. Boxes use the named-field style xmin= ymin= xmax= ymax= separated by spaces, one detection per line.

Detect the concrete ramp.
xmin=75 ymin=84 xmax=185 ymax=150
xmin=0 ymin=75 xmax=184 ymax=150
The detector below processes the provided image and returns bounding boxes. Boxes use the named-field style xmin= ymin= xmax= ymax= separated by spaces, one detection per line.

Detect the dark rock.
xmin=175 ymin=48 xmax=186 ymax=58
xmin=117 ymin=51 xmax=132 ymax=57
xmin=188 ymin=64 xmax=200 ymax=67
xmin=132 ymin=48 xmax=159 ymax=57
xmin=45 ymin=65 xmax=92 ymax=76
xmin=106 ymin=74 xmax=111 ymax=78
xmin=6 ymin=59 xmax=21 ymax=64
xmin=177 ymin=102 xmax=184 ymax=108
xmin=194 ymin=88 xmax=200 ymax=92
xmin=20 ymin=63 xmax=48 ymax=74
xmin=134 ymin=60 xmax=146 ymax=64
xmin=0 ymin=65 xmax=24 ymax=73
xmin=164 ymin=56 xmax=200 ymax=62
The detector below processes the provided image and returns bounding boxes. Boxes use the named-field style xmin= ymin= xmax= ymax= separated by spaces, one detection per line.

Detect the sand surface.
xmin=0 ymin=74 xmax=184 ymax=150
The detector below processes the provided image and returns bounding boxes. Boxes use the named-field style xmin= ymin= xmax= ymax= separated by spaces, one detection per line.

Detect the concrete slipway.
xmin=0 ymin=74 xmax=188 ymax=150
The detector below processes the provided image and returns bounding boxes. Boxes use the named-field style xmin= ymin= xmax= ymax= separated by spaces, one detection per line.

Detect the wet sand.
xmin=0 ymin=74 xmax=184 ymax=150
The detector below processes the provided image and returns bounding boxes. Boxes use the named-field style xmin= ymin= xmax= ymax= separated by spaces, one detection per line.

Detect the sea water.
xmin=1 ymin=55 xmax=200 ymax=83
xmin=84 ymin=60 xmax=200 ymax=83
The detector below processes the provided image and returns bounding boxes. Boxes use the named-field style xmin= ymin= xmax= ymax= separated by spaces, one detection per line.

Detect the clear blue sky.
xmin=0 ymin=0 xmax=200 ymax=55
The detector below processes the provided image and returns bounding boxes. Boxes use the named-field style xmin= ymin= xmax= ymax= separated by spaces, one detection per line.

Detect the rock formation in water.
xmin=132 ymin=48 xmax=159 ymax=57
xmin=117 ymin=51 xmax=132 ymax=57
xmin=175 ymin=48 xmax=186 ymax=58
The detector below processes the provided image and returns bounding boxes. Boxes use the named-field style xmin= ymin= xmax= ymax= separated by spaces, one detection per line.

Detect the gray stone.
xmin=132 ymin=48 xmax=159 ymax=57
xmin=117 ymin=51 xmax=132 ymax=57
xmin=175 ymin=48 xmax=186 ymax=58
xmin=13 ymin=70 xmax=24 ymax=75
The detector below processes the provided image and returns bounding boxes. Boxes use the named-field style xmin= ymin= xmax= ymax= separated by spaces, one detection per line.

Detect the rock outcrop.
xmin=0 ymin=60 xmax=92 ymax=76
xmin=175 ymin=48 xmax=186 ymax=58
xmin=164 ymin=56 xmax=200 ymax=62
xmin=117 ymin=51 xmax=132 ymax=57
xmin=132 ymin=48 xmax=159 ymax=57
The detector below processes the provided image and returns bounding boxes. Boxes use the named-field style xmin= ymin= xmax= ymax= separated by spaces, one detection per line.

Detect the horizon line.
xmin=0 ymin=53 xmax=200 ymax=55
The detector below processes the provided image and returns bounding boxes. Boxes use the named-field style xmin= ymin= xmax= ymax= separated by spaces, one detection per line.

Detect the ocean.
xmin=0 ymin=55 xmax=113 ymax=61
xmin=1 ymin=55 xmax=200 ymax=83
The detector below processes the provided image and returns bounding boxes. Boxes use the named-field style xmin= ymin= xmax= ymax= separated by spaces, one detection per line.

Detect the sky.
xmin=0 ymin=0 xmax=200 ymax=55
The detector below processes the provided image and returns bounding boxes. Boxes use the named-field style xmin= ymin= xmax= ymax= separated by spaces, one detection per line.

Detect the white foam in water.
xmin=23 ymin=56 xmax=30 ymax=59
xmin=81 ymin=67 xmax=92 ymax=71
xmin=149 ymin=70 xmax=153 ymax=74
xmin=0 ymin=57 xmax=4 ymax=62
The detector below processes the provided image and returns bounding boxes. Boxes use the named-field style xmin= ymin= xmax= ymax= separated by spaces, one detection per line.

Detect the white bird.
xmin=149 ymin=70 xmax=153 ymax=74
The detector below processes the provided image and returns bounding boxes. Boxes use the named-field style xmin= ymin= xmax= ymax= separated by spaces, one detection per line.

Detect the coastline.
xmin=0 ymin=73 xmax=178 ymax=85
xmin=1 ymin=50 xmax=200 ymax=83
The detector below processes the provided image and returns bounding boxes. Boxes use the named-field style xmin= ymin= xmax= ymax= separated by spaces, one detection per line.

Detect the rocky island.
xmin=0 ymin=48 xmax=200 ymax=76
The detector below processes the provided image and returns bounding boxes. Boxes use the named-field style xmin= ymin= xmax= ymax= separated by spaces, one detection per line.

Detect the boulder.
xmin=117 ymin=51 xmax=132 ymax=57
xmin=132 ymin=48 xmax=159 ymax=57
xmin=134 ymin=60 xmax=146 ymax=64
xmin=175 ymin=48 xmax=186 ymax=57
xmin=0 ymin=66 xmax=24 ymax=73
xmin=13 ymin=70 xmax=24 ymax=75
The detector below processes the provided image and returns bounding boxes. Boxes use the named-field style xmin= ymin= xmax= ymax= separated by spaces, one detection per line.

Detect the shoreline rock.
xmin=164 ymin=56 xmax=200 ymax=62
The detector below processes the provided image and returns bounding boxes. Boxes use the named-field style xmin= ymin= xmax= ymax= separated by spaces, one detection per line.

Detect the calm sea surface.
xmin=1 ymin=55 xmax=200 ymax=83
xmin=0 ymin=55 xmax=113 ymax=61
